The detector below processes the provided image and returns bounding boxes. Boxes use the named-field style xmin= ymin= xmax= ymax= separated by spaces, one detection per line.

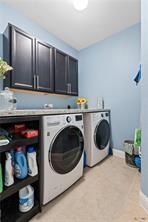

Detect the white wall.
xmin=141 ymin=0 xmax=148 ymax=197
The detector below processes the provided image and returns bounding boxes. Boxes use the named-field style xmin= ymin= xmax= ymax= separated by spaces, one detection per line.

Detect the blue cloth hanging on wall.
xmin=134 ymin=64 xmax=141 ymax=85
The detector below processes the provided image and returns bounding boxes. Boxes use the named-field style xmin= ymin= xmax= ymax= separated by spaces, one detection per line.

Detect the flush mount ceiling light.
xmin=73 ymin=0 xmax=88 ymax=11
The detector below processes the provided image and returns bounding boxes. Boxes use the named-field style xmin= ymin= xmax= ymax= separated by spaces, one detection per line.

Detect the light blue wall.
xmin=0 ymin=3 xmax=78 ymax=57
xmin=79 ymin=24 xmax=141 ymax=150
xmin=0 ymin=34 xmax=3 ymax=89
xmin=141 ymin=0 xmax=148 ymax=197
xmin=0 ymin=4 xmax=141 ymax=150
xmin=0 ymin=34 xmax=2 ymax=57
xmin=0 ymin=3 xmax=78 ymax=109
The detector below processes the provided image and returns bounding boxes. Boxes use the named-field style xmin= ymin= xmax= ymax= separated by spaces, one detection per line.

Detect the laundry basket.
xmin=124 ymin=140 xmax=138 ymax=167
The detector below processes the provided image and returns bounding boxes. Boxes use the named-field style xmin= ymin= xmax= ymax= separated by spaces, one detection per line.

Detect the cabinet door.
xmin=36 ymin=40 xmax=54 ymax=92
xmin=54 ymin=49 xmax=68 ymax=94
xmin=68 ymin=56 xmax=78 ymax=96
xmin=11 ymin=25 xmax=35 ymax=90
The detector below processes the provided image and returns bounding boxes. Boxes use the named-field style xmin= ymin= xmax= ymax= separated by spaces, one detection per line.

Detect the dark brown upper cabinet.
xmin=68 ymin=56 xmax=78 ymax=96
xmin=3 ymin=24 xmax=54 ymax=93
xmin=54 ymin=49 xmax=78 ymax=96
xmin=54 ymin=49 xmax=68 ymax=94
xmin=4 ymin=24 xmax=35 ymax=90
xmin=3 ymin=24 xmax=78 ymax=96
xmin=35 ymin=40 xmax=54 ymax=92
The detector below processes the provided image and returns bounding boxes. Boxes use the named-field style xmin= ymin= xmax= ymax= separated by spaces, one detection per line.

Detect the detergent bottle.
xmin=15 ymin=147 xmax=27 ymax=179
xmin=19 ymin=185 xmax=34 ymax=213
xmin=0 ymin=162 xmax=3 ymax=192
xmin=27 ymin=147 xmax=38 ymax=177
xmin=4 ymin=152 xmax=14 ymax=186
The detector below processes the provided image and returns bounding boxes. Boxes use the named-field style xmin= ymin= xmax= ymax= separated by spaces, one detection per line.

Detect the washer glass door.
xmin=49 ymin=126 xmax=84 ymax=174
xmin=94 ymin=119 xmax=110 ymax=150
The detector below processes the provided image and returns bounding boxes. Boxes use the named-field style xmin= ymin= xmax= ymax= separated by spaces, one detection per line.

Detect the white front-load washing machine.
xmin=83 ymin=111 xmax=110 ymax=167
xmin=42 ymin=114 xmax=84 ymax=205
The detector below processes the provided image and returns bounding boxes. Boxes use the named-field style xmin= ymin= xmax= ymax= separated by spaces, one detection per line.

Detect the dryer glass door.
xmin=49 ymin=126 xmax=84 ymax=174
xmin=94 ymin=119 xmax=110 ymax=150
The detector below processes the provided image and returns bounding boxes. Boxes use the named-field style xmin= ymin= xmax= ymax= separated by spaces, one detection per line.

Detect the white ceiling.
xmin=1 ymin=0 xmax=140 ymax=50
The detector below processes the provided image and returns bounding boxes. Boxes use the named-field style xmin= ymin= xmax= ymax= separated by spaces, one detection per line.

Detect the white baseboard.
xmin=140 ymin=190 xmax=148 ymax=214
xmin=113 ymin=148 xmax=125 ymax=159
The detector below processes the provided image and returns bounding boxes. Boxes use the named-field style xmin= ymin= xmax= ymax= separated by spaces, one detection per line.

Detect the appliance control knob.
xmin=105 ymin=112 xmax=109 ymax=117
xmin=66 ymin=116 xmax=71 ymax=123
xmin=101 ymin=113 xmax=104 ymax=118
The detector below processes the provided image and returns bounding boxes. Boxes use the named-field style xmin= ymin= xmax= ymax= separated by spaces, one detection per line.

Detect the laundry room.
xmin=0 ymin=0 xmax=147 ymax=221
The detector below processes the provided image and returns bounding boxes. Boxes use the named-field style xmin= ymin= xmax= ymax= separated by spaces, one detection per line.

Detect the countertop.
xmin=0 ymin=108 xmax=110 ymax=117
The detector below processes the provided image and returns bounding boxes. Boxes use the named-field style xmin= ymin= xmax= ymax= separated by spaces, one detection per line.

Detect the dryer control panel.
xmin=101 ymin=112 xmax=109 ymax=118
xmin=93 ymin=112 xmax=110 ymax=123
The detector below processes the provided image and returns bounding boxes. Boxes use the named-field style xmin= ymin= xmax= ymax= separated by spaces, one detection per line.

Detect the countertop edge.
xmin=0 ymin=109 xmax=110 ymax=118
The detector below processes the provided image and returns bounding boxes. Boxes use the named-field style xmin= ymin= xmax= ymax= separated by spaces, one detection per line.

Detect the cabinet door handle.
xmin=37 ymin=75 xmax=39 ymax=89
xmin=69 ymin=83 xmax=71 ymax=93
xmin=33 ymin=75 xmax=36 ymax=89
xmin=67 ymin=83 xmax=70 ymax=93
xmin=67 ymin=83 xmax=71 ymax=94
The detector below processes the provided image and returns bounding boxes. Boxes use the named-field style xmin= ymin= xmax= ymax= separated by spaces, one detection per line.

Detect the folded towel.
xmin=0 ymin=135 xmax=9 ymax=146
xmin=134 ymin=64 xmax=141 ymax=85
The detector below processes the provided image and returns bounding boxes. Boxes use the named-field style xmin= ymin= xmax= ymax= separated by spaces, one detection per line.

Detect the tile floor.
xmin=31 ymin=156 xmax=148 ymax=222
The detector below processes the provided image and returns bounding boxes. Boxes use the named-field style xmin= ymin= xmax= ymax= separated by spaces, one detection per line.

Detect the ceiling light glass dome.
xmin=73 ymin=0 xmax=88 ymax=11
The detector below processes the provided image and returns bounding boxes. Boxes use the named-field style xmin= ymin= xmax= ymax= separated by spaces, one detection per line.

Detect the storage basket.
xmin=124 ymin=140 xmax=138 ymax=167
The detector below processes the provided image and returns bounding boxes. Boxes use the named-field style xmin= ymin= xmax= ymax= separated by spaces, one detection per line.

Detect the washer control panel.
xmin=66 ymin=115 xmax=83 ymax=123
xmin=66 ymin=116 xmax=72 ymax=123
xmin=75 ymin=115 xmax=83 ymax=121
xmin=44 ymin=114 xmax=83 ymax=128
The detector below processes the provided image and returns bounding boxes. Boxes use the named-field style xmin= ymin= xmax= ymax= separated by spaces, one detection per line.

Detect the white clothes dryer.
xmin=83 ymin=111 xmax=110 ymax=167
